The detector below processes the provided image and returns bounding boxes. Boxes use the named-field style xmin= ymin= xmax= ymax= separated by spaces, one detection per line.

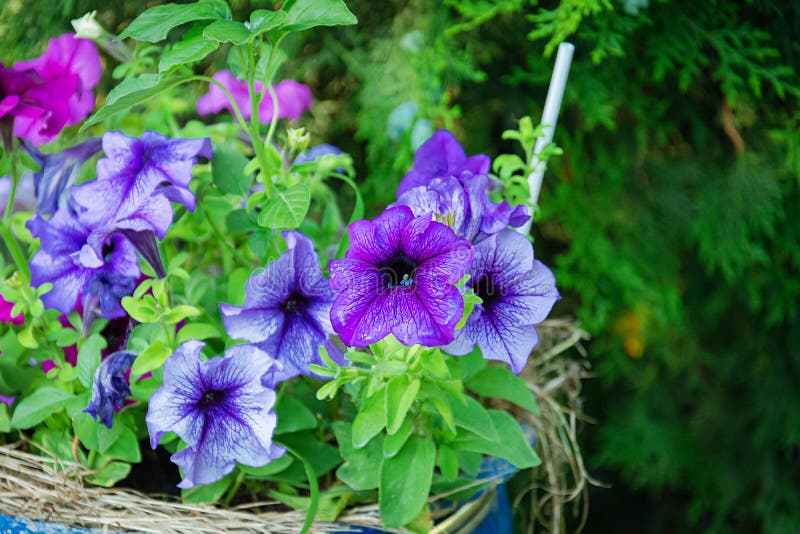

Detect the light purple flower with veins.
xmin=146 ymin=341 xmax=285 ymax=488
xmin=444 ymin=229 xmax=559 ymax=374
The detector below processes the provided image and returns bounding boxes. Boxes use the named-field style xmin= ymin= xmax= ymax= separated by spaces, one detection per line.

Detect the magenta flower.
xmin=444 ymin=230 xmax=559 ymax=374
xmin=220 ymin=231 xmax=343 ymax=383
xmin=329 ymin=206 xmax=473 ymax=347
xmin=196 ymin=70 xmax=312 ymax=122
xmin=14 ymin=34 xmax=102 ymax=126
xmin=0 ymin=295 xmax=23 ymax=326
xmin=0 ymin=65 xmax=74 ymax=146
xmin=396 ymin=130 xmax=491 ymax=195
xmin=146 ymin=341 xmax=285 ymax=488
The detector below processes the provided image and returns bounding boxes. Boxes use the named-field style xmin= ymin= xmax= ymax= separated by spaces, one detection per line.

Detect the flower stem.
xmin=0 ymin=149 xmax=30 ymax=282
xmin=246 ymin=43 xmax=273 ymax=195
xmin=222 ymin=468 xmax=245 ymax=507
xmin=283 ymin=445 xmax=319 ymax=534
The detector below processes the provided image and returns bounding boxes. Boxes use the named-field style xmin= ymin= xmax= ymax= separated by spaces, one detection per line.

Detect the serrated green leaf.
xmin=280 ymin=0 xmax=357 ymax=34
xmin=258 ymin=184 xmax=311 ymax=229
xmin=379 ymin=435 xmax=435 ymax=528
xmin=385 ymin=376 xmax=419 ymax=435
xmin=212 ymin=143 xmax=251 ymax=196
xmin=77 ymin=333 xmax=107 ymax=389
xmin=81 ymin=74 xmax=195 ymax=130
xmin=10 ymin=386 xmax=74 ymax=429
xmin=118 ymin=2 xmax=224 ymax=42
xmin=203 ymin=19 xmax=251 ymax=44
xmin=467 ymin=365 xmax=540 ymax=414
xmin=159 ymin=28 xmax=219 ymax=73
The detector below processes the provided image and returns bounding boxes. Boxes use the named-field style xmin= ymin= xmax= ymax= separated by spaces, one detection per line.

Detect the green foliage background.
xmin=3 ymin=0 xmax=799 ymax=531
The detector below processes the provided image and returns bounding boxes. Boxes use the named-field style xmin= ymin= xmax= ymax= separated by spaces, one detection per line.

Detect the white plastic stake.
xmin=519 ymin=42 xmax=574 ymax=234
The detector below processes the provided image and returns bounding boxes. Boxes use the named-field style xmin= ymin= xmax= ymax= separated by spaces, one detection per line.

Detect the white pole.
xmin=519 ymin=42 xmax=574 ymax=235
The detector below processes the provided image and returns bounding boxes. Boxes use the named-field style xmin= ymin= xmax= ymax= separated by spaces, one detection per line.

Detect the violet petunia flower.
xmin=443 ymin=230 xmax=559 ymax=374
xmin=20 ymin=137 xmax=102 ymax=215
xmin=146 ymin=341 xmax=286 ymax=488
xmin=396 ymin=130 xmax=491 ymax=195
xmin=329 ymin=205 xmax=473 ymax=347
xmin=294 ymin=143 xmax=342 ymax=165
xmin=71 ymin=131 xmax=212 ymax=228
xmin=84 ymin=351 xmax=136 ymax=428
xmin=14 ymin=34 xmax=102 ymax=127
xmin=196 ymin=70 xmax=312 ymax=123
xmin=27 ymin=208 xmax=140 ymax=318
xmin=220 ymin=231 xmax=343 ymax=383
xmin=394 ymin=131 xmax=529 ymax=242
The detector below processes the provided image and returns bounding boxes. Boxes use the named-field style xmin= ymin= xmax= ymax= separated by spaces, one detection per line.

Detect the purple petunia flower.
xmin=0 ymin=393 xmax=14 ymax=407
xmin=0 ymin=65 xmax=74 ymax=147
xmin=84 ymin=351 xmax=136 ymax=428
xmin=221 ymin=231 xmax=343 ymax=383
xmin=196 ymin=70 xmax=312 ymax=123
xmin=14 ymin=34 xmax=102 ymax=127
xmin=71 ymin=131 xmax=212 ymax=229
xmin=20 ymin=137 xmax=102 ymax=215
xmin=443 ymin=230 xmax=559 ymax=374
xmin=27 ymin=208 xmax=140 ymax=318
xmin=329 ymin=205 xmax=473 ymax=347
xmin=293 ymin=143 xmax=342 ymax=165
xmin=396 ymin=130 xmax=491 ymax=195
xmin=394 ymin=131 xmax=529 ymax=242
xmin=146 ymin=341 xmax=285 ymax=488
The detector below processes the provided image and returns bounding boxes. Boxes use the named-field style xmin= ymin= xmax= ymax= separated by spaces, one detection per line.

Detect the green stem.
xmin=4 ymin=149 xmax=18 ymax=224
xmin=197 ymin=197 xmax=247 ymax=268
xmin=283 ymin=445 xmax=319 ymax=534
xmin=246 ymin=43 xmax=273 ymax=194
xmin=264 ymin=84 xmax=280 ymax=149
xmin=223 ymin=468 xmax=246 ymax=507
xmin=0 ymin=224 xmax=29 ymax=282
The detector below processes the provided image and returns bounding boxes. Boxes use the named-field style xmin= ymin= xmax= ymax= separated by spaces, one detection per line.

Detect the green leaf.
xmin=161 ymin=305 xmax=202 ymax=324
xmin=467 ymin=366 xmax=540 ymax=414
xmin=240 ymin=454 xmax=294 ymax=478
xmin=131 ymin=341 xmax=172 ymax=378
xmin=212 ymin=143 xmax=251 ymax=196
xmin=176 ymin=322 xmax=221 ymax=344
xmin=280 ymin=0 xmax=358 ymax=34
xmin=225 ymin=209 xmax=258 ymax=233
xmin=81 ymin=74 xmax=195 ymax=130
xmin=77 ymin=333 xmax=107 ymax=389
xmin=437 ymin=444 xmax=459 ymax=481
xmin=105 ymin=425 xmax=142 ymax=463
xmin=379 ymin=435 xmax=435 ymax=528
xmin=88 ymin=461 xmax=132 ymax=487
xmin=352 ymin=386 xmax=386 ymax=448
xmin=452 ymin=410 xmax=540 ymax=470
xmin=182 ymin=470 xmax=235 ymax=503
xmin=0 ymin=404 xmax=10 ymax=433
xmin=10 ymin=386 xmax=74 ymax=429
xmin=275 ymin=396 xmax=318 ymax=434
xmin=159 ymin=27 xmax=220 ymax=73
xmin=73 ymin=412 xmax=100 ymax=451
xmin=226 ymin=268 xmax=250 ymax=306
xmin=203 ymin=20 xmax=251 ymax=44
xmin=383 ymin=418 xmax=412 ymax=459
xmin=118 ymin=2 xmax=225 ymax=42
xmin=97 ymin=420 xmax=124 ymax=453
xmin=385 ymin=376 xmax=420 ymax=435
xmin=248 ymin=10 xmax=288 ymax=39
xmin=450 ymin=395 xmax=499 ymax=442
xmin=258 ymin=184 xmax=311 ymax=229
xmin=333 ymin=422 xmax=383 ymax=491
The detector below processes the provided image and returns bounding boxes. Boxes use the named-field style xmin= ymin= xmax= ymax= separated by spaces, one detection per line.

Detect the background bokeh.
xmin=3 ymin=0 xmax=799 ymax=531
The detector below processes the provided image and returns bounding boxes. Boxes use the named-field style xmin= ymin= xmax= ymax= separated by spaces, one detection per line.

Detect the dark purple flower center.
xmin=198 ymin=389 xmax=226 ymax=409
xmin=102 ymin=240 xmax=115 ymax=262
xmin=281 ymin=291 xmax=308 ymax=313
xmin=380 ymin=255 xmax=417 ymax=289
xmin=473 ymin=274 xmax=500 ymax=307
